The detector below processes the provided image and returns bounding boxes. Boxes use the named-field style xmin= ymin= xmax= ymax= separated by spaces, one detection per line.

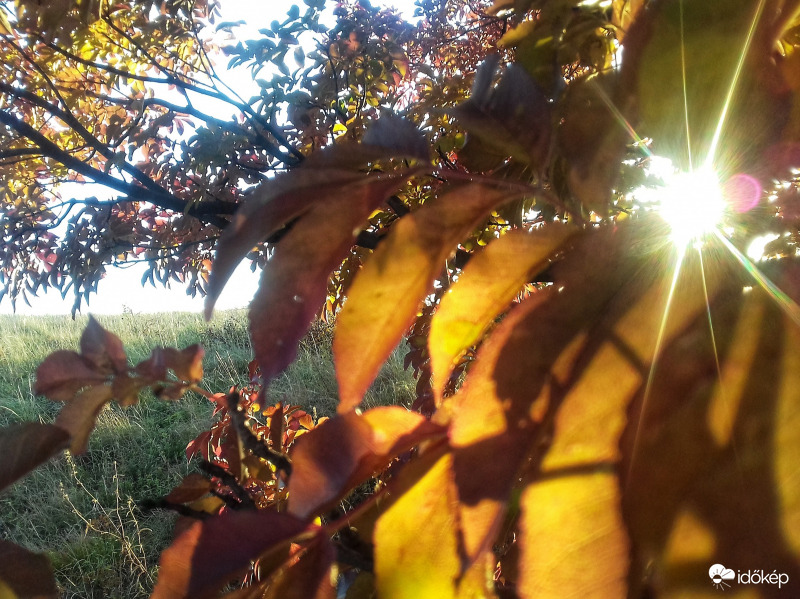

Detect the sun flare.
xmin=633 ymin=159 xmax=726 ymax=247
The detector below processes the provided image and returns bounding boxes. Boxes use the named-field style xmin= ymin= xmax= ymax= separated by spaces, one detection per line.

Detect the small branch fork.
xmin=226 ymin=391 xmax=293 ymax=476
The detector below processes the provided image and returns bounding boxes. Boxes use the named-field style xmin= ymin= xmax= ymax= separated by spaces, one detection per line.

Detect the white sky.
xmin=1 ymin=0 xmax=417 ymax=316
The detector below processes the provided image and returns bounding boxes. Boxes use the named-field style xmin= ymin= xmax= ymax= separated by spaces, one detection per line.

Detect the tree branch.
xmin=0 ymin=109 xmax=235 ymax=224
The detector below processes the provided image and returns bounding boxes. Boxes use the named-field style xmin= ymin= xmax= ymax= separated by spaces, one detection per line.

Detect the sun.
xmin=657 ymin=166 xmax=726 ymax=247
xmin=632 ymin=158 xmax=727 ymax=248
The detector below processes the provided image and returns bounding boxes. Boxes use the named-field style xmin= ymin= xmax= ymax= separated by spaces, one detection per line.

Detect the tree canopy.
xmin=3 ymin=0 xmax=800 ymax=597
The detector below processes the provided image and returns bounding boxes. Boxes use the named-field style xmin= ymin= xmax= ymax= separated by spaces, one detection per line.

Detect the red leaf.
xmin=186 ymin=431 xmax=211 ymax=461
xmin=0 ymin=539 xmax=58 ymax=598
xmin=334 ymin=183 xmax=518 ymax=412
xmin=205 ymin=164 xmax=369 ymax=319
xmin=34 ymin=350 xmax=105 ymax=401
xmin=288 ymin=406 xmax=445 ymax=519
xmin=80 ymin=315 xmax=128 ymax=373
xmin=55 ymin=384 xmax=114 ymax=454
xmin=249 ymin=173 xmax=410 ymax=391
xmin=0 ymin=423 xmax=69 ymax=492
xmin=151 ymin=509 xmax=308 ymax=599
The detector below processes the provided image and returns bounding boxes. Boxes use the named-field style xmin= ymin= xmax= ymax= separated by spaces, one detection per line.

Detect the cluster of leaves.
xmin=3 ymin=0 xmax=800 ymax=597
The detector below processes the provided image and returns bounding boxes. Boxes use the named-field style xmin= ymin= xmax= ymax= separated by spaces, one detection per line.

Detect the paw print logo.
xmin=709 ymin=564 xmax=735 ymax=590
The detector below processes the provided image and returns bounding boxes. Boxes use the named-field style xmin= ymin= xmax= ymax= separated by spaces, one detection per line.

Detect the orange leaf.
xmin=429 ymin=224 xmax=576 ymax=402
xmin=0 ymin=423 xmax=69 ymax=492
xmin=335 ymin=183 xmax=517 ymax=412
xmin=0 ymin=539 xmax=58 ymax=598
xmin=519 ymin=472 xmax=629 ymax=597
xmin=249 ymin=173 xmax=409 ymax=392
xmin=288 ymin=406 xmax=444 ymax=519
xmin=152 ymin=509 xmax=308 ymax=599
xmin=55 ymin=384 xmax=114 ymax=454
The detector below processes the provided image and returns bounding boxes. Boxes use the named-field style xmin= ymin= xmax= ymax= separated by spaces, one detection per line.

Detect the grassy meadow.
xmin=0 ymin=310 xmax=416 ymax=598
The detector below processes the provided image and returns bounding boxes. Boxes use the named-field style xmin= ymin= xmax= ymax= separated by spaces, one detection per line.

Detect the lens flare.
xmin=657 ymin=167 xmax=726 ymax=246
xmin=633 ymin=161 xmax=726 ymax=247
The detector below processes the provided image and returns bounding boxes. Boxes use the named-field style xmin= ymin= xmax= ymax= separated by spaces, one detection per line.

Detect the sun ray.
xmin=705 ymin=0 xmax=768 ymax=167
xmin=590 ymin=79 xmax=652 ymax=156
xmin=713 ymin=230 xmax=800 ymax=326
xmin=626 ymin=245 xmax=686 ymax=489
xmin=679 ymin=0 xmax=693 ymax=171
xmin=698 ymin=249 xmax=722 ymax=381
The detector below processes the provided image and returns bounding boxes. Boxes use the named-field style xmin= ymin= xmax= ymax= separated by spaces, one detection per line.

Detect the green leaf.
xmin=335 ymin=184 xmax=517 ymax=412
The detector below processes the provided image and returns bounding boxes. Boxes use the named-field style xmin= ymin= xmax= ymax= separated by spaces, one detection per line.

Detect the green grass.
xmin=0 ymin=310 xmax=415 ymax=598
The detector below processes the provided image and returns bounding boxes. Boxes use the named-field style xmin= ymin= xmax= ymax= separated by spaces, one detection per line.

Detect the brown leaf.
xmin=361 ymin=113 xmax=430 ymax=163
xmin=620 ymin=269 xmax=800 ymax=595
xmin=249 ymin=173 xmax=410 ymax=392
xmin=262 ymin=534 xmax=336 ymax=599
xmin=335 ymin=183 xmax=517 ymax=412
xmin=0 ymin=423 xmax=69 ymax=492
xmin=449 ymin=63 xmax=551 ymax=168
xmin=165 ymin=473 xmax=213 ymax=504
xmin=80 ymin=315 xmax=127 ymax=373
xmin=206 ymin=136 xmax=418 ymax=319
xmin=162 ymin=344 xmax=204 ymax=383
xmin=288 ymin=406 xmax=444 ymax=519
xmin=429 ymin=225 xmax=576 ymax=401
xmin=55 ymin=384 xmax=114 ymax=454
xmin=151 ymin=509 xmax=308 ymax=599
xmin=0 ymin=539 xmax=58 ymax=599
xmin=34 ymin=350 xmax=105 ymax=401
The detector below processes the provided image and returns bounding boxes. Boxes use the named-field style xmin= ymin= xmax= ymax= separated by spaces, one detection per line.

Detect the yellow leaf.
xmin=429 ymin=224 xmax=576 ymax=402
xmin=335 ymin=184 xmax=517 ymax=412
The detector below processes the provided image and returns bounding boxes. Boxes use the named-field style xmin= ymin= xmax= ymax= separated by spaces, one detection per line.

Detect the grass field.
xmin=0 ymin=310 xmax=416 ymax=598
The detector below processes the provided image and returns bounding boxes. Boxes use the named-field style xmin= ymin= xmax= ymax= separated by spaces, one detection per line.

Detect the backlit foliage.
xmin=3 ymin=0 xmax=800 ymax=598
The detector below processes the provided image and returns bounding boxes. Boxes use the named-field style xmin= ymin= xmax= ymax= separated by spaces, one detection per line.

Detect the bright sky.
xmin=1 ymin=0 xmax=417 ymax=316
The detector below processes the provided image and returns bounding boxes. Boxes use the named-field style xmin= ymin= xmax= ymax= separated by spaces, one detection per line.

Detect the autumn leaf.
xmin=373 ymin=448 xmax=463 ymax=599
xmin=34 ymin=350 xmax=106 ymax=401
xmin=164 ymin=473 xmax=213 ymax=505
xmin=205 ymin=167 xmax=367 ymax=318
xmin=620 ymin=271 xmax=800 ymax=595
xmin=335 ymin=183 xmax=518 ymax=412
xmin=54 ymin=384 xmax=114 ymax=454
xmin=261 ymin=534 xmax=336 ymax=599
xmin=0 ymin=423 xmax=69 ymax=492
xmin=288 ymin=406 xmax=445 ymax=519
xmin=79 ymin=315 xmax=127 ymax=373
xmin=249 ymin=173 xmax=411 ymax=394
xmin=151 ymin=509 xmax=309 ymax=599
xmin=0 ymin=539 xmax=58 ymax=599
xmin=429 ymin=224 xmax=576 ymax=401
